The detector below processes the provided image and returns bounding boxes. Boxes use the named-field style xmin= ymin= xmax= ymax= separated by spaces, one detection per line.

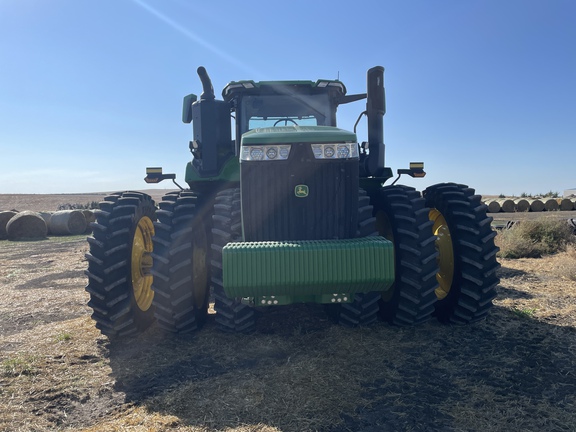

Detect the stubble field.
xmin=0 ymin=193 xmax=575 ymax=431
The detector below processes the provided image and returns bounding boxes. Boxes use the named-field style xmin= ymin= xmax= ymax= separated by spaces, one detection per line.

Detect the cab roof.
xmin=222 ymin=79 xmax=347 ymax=101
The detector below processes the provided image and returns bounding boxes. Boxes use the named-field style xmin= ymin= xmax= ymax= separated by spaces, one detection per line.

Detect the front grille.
xmin=240 ymin=142 xmax=359 ymax=241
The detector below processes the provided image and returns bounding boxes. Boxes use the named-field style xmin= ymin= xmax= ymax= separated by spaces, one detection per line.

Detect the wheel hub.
xmin=429 ymin=209 xmax=454 ymax=300
xmin=132 ymin=216 xmax=155 ymax=311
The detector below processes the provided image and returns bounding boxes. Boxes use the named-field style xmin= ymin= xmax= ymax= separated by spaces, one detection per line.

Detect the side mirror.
xmin=144 ymin=167 xmax=176 ymax=184
xmin=182 ymin=93 xmax=198 ymax=123
xmin=397 ymin=162 xmax=426 ymax=178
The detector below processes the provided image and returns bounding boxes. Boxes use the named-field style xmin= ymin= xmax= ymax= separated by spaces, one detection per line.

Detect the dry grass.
xmin=1 ymin=236 xmax=576 ymax=431
xmin=559 ymin=246 xmax=576 ymax=281
xmin=496 ymin=218 xmax=575 ymax=258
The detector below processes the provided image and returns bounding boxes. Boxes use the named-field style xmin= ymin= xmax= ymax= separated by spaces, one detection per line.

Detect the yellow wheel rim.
xmin=131 ymin=216 xmax=155 ymax=311
xmin=429 ymin=209 xmax=454 ymax=300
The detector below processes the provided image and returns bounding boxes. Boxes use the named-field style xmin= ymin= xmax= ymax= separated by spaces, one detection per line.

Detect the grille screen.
xmin=240 ymin=143 xmax=359 ymax=241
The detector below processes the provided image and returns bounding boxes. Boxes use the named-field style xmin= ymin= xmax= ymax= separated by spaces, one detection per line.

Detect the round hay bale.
xmin=497 ymin=199 xmax=516 ymax=213
xmin=39 ymin=212 xmax=53 ymax=235
xmin=528 ymin=199 xmax=545 ymax=212
xmin=486 ymin=200 xmax=501 ymax=213
xmin=544 ymin=199 xmax=559 ymax=211
xmin=514 ymin=199 xmax=530 ymax=212
xmin=49 ymin=210 xmax=87 ymax=235
xmin=558 ymin=198 xmax=574 ymax=211
xmin=6 ymin=211 xmax=47 ymax=240
xmin=0 ymin=211 xmax=18 ymax=240
xmin=82 ymin=210 xmax=95 ymax=234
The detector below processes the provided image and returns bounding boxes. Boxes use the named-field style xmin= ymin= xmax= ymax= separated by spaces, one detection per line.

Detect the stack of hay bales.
xmin=484 ymin=196 xmax=576 ymax=213
xmin=0 ymin=208 xmax=95 ymax=241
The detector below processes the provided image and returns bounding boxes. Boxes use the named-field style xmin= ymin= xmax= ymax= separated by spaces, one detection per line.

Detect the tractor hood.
xmin=241 ymin=126 xmax=357 ymax=146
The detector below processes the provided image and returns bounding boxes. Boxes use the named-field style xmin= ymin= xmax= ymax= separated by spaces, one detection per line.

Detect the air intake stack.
xmin=366 ymin=66 xmax=386 ymax=177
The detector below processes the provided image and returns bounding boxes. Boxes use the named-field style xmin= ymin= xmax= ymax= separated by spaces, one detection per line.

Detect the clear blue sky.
xmin=1 ymin=0 xmax=574 ymax=196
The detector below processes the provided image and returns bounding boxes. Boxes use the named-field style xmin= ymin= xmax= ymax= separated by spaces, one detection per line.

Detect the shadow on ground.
xmin=104 ymin=302 xmax=576 ymax=431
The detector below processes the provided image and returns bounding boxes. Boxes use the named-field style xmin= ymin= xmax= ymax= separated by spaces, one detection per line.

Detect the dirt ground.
xmin=0 ymin=190 xmax=176 ymax=213
xmin=1 ymin=194 xmax=575 ymax=431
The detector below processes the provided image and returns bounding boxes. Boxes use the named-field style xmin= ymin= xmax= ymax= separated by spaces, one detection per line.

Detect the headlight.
xmin=241 ymin=145 xmax=291 ymax=161
xmin=324 ymin=146 xmax=335 ymax=158
xmin=279 ymin=147 xmax=290 ymax=159
xmin=249 ymin=147 xmax=264 ymax=161
xmin=337 ymin=145 xmax=350 ymax=158
xmin=311 ymin=143 xmax=358 ymax=159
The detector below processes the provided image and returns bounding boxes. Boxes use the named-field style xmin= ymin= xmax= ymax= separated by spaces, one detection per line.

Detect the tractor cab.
xmin=222 ymin=79 xmax=347 ymax=138
xmin=180 ymin=68 xmax=388 ymax=187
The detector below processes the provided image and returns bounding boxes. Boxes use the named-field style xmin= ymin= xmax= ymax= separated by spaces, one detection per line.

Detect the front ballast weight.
xmin=221 ymin=237 xmax=395 ymax=305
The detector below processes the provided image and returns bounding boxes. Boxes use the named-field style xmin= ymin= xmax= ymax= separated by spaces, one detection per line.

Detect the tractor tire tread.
xmin=85 ymin=191 xmax=156 ymax=338
xmin=211 ymin=188 xmax=256 ymax=333
xmin=423 ymin=182 xmax=500 ymax=324
xmin=151 ymin=190 xmax=211 ymax=334
xmin=374 ymin=185 xmax=439 ymax=326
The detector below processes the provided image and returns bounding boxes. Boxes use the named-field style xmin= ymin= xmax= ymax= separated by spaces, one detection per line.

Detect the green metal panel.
xmin=241 ymin=126 xmax=357 ymax=146
xmin=185 ymin=156 xmax=240 ymax=184
xmin=222 ymin=237 xmax=394 ymax=299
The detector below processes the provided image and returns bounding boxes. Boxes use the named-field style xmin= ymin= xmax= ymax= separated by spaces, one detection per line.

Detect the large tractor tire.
xmin=326 ymin=190 xmax=381 ymax=326
xmin=151 ymin=191 xmax=212 ymax=334
xmin=85 ymin=191 xmax=157 ymax=338
xmin=423 ymin=183 xmax=499 ymax=323
xmin=211 ymin=188 xmax=256 ymax=333
xmin=373 ymin=185 xmax=439 ymax=325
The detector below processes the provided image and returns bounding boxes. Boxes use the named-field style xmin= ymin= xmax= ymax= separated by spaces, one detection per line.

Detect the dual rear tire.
xmin=371 ymin=183 xmax=499 ymax=326
xmin=372 ymin=185 xmax=439 ymax=325
xmin=151 ymin=191 xmax=212 ymax=333
xmin=210 ymin=189 xmax=256 ymax=333
xmin=85 ymin=183 xmax=500 ymax=338
xmin=85 ymin=192 xmax=157 ymax=338
xmin=423 ymin=183 xmax=499 ymax=323
xmin=85 ymin=190 xmax=212 ymax=338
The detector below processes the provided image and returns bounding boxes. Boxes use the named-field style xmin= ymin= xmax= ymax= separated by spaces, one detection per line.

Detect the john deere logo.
xmin=295 ymin=185 xmax=309 ymax=198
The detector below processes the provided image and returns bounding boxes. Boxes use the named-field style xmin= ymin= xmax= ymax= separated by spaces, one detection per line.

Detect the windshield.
xmin=249 ymin=115 xmax=318 ymax=129
xmin=240 ymin=94 xmax=333 ymax=134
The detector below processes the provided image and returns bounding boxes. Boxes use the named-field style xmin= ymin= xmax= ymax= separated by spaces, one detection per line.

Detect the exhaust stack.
xmin=197 ymin=66 xmax=215 ymax=100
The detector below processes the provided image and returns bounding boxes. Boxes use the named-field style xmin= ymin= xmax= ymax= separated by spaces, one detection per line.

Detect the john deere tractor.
xmin=85 ymin=66 xmax=499 ymax=337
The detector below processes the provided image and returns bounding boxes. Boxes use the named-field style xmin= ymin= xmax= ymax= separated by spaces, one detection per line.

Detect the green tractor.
xmin=85 ymin=66 xmax=499 ymax=337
